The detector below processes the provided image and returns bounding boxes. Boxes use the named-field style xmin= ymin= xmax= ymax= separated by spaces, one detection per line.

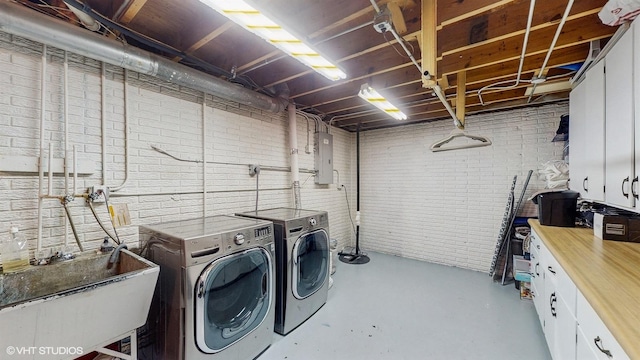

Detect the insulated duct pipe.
xmin=288 ymin=103 xmax=301 ymax=209
xmin=0 ymin=1 xmax=285 ymax=113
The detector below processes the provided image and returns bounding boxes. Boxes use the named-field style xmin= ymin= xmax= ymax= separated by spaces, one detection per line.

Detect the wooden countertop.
xmin=529 ymin=219 xmax=640 ymax=359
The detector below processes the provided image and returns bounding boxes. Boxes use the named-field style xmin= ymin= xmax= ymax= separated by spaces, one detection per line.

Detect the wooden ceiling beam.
xmin=172 ymin=22 xmax=234 ymax=62
xmin=438 ymin=13 xmax=614 ymax=76
xmin=327 ymin=75 xmax=573 ymax=125
xmin=438 ymin=0 xmax=516 ymax=27
xmin=421 ymin=0 xmax=437 ymax=87
xmin=456 ymin=71 xmax=466 ymax=127
xmin=308 ymin=4 xmax=373 ymax=40
xmin=237 ymin=50 xmax=284 ymax=74
xmin=437 ymin=0 xmax=604 ymax=56
xmin=297 ymin=42 xmax=588 ymax=113
xmin=118 ymin=0 xmax=147 ymax=24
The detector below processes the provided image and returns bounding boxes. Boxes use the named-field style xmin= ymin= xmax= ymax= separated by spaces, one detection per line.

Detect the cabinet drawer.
xmin=577 ymin=290 xmax=630 ymax=360
xmin=545 ymin=248 xmax=576 ymax=314
xmin=530 ymin=230 xmax=543 ymax=256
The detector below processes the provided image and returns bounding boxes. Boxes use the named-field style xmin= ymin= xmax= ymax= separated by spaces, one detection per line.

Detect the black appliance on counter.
xmin=532 ymin=190 xmax=580 ymax=227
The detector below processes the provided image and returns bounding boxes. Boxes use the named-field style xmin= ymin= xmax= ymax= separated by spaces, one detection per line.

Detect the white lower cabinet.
xmin=530 ymin=229 xmax=630 ymax=360
xmin=576 ymin=290 xmax=630 ymax=360
xmin=554 ymin=295 xmax=577 ymax=360
xmin=540 ymin=236 xmax=577 ymax=360
xmin=531 ymin=229 xmax=577 ymax=359
xmin=529 ymin=233 xmax=545 ymax=330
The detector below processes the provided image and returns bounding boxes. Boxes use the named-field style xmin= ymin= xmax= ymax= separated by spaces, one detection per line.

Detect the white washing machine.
xmin=236 ymin=208 xmax=330 ymax=335
xmin=139 ymin=215 xmax=275 ymax=360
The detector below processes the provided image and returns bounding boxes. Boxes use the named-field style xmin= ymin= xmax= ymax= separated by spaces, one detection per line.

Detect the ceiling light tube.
xmin=199 ymin=0 xmax=346 ymax=81
xmin=358 ymin=84 xmax=407 ymax=120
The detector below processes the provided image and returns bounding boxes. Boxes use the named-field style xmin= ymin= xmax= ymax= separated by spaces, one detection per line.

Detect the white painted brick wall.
xmin=358 ymin=104 xmax=567 ymax=272
xmin=0 ymin=31 xmax=566 ymax=273
xmin=0 ymin=32 xmax=354 ymax=258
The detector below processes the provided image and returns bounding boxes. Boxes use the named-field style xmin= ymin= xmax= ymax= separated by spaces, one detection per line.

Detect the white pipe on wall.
xmin=202 ymin=95 xmax=207 ymax=218
xmin=288 ymin=103 xmax=301 ymax=209
xmin=36 ymin=44 xmax=47 ymax=253
xmin=48 ymin=143 xmax=53 ymax=196
xmin=73 ymin=145 xmax=78 ymax=195
xmin=101 ymin=62 xmax=107 ymax=186
xmin=110 ymin=69 xmax=130 ymax=192
xmin=64 ymin=51 xmax=70 ymax=247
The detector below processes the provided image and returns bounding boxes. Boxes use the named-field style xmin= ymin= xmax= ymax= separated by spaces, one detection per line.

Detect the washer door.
xmin=194 ymin=247 xmax=272 ymax=354
xmin=292 ymin=229 xmax=329 ymax=299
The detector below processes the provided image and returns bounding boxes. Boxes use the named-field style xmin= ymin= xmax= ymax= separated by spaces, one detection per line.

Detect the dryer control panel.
xmin=286 ymin=212 xmax=329 ymax=236
xmin=222 ymin=224 xmax=274 ymax=253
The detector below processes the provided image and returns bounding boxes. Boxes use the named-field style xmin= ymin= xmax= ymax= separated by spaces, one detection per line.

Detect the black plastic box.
xmin=533 ymin=190 xmax=579 ymax=227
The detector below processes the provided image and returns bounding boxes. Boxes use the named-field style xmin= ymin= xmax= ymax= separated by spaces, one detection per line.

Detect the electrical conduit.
xmin=202 ymin=95 xmax=207 ymax=217
xmin=109 ymin=69 xmax=130 ymax=192
xmin=288 ymin=103 xmax=301 ymax=209
xmin=64 ymin=51 xmax=70 ymax=248
xmin=37 ymin=44 xmax=47 ymax=254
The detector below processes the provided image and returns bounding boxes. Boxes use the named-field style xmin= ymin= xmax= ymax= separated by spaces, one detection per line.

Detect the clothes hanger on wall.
xmin=430 ymin=72 xmax=492 ymax=152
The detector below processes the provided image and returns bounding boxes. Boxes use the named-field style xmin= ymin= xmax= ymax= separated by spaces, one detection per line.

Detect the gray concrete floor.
xmin=259 ymin=252 xmax=551 ymax=360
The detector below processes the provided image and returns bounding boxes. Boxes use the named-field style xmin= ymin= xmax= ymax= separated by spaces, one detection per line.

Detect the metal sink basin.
xmin=0 ymin=249 xmax=159 ymax=359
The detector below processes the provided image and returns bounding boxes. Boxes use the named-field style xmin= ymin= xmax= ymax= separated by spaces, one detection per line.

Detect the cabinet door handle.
xmin=622 ymin=177 xmax=630 ymax=198
xmin=594 ymin=336 xmax=613 ymax=358
xmin=547 ymin=266 xmax=556 ymax=275
xmin=549 ymin=292 xmax=557 ymax=317
xmin=583 ymin=177 xmax=589 ymax=192
xmin=535 ymin=263 xmax=540 ymax=276
xmin=632 ymin=176 xmax=639 ymax=200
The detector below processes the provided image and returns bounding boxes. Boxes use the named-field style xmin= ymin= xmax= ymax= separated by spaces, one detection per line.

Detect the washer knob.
xmin=309 ymin=218 xmax=317 ymax=226
xmin=234 ymin=233 xmax=245 ymax=245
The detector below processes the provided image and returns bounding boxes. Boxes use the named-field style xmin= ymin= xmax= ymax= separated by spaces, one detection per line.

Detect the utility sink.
xmin=0 ymin=249 xmax=159 ymax=360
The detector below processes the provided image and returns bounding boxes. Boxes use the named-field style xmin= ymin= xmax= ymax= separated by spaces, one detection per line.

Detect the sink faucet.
xmin=107 ymin=242 xmax=128 ymax=269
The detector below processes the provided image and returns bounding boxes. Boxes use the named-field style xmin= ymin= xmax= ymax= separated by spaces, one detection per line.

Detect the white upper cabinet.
xmin=633 ymin=20 xmax=640 ymax=205
xmin=569 ymin=80 xmax=587 ymax=196
xmin=605 ymin=26 xmax=634 ymax=208
xmin=583 ymin=59 xmax=606 ymax=201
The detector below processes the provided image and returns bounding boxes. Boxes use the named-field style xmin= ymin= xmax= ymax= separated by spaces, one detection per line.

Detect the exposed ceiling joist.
xmin=118 ymin=0 xmax=147 ymax=24
xmin=29 ymin=0 xmax=615 ymax=132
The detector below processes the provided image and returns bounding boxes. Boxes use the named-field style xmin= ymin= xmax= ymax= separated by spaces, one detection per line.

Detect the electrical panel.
xmin=314 ymin=132 xmax=333 ymax=184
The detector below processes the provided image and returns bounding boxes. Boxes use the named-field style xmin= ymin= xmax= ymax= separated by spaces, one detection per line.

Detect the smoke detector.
xmin=373 ymin=6 xmax=393 ymax=33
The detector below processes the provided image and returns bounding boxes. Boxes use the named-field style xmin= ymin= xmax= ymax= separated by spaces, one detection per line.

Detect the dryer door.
xmin=194 ymin=247 xmax=272 ymax=354
xmin=292 ymin=229 xmax=329 ymax=299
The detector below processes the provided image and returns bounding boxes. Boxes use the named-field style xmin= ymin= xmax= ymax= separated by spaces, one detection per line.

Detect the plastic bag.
xmin=599 ymin=0 xmax=640 ymax=26
xmin=538 ymin=160 xmax=569 ymax=189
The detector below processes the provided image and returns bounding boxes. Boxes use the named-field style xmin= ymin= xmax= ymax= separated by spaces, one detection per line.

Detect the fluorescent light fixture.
xmin=199 ymin=0 xmax=346 ymax=81
xmin=358 ymin=84 xmax=407 ymax=120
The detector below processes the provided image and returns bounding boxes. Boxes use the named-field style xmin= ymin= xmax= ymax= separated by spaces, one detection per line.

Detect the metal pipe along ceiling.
xmin=0 ymin=1 xmax=286 ymax=113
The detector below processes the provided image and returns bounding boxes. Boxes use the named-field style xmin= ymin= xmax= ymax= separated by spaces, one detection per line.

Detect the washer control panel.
xmin=233 ymin=233 xmax=245 ymax=245
xmin=221 ymin=224 xmax=274 ymax=252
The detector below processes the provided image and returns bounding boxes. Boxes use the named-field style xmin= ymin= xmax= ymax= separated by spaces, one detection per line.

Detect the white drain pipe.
xmin=36 ymin=44 xmax=47 ymax=253
xmin=64 ymin=51 xmax=70 ymax=247
xmin=288 ymin=103 xmax=301 ymax=209
xmin=63 ymin=1 xmax=100 ymax=32
xmin=202 ymin=95 xmax=208 ymax=217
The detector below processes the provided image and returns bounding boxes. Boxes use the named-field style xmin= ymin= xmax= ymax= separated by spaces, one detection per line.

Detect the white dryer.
xmin=236 ymin=208 xmax=330 ymax=335
xmin=139 ymin=215 xmax=275 ymax=359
